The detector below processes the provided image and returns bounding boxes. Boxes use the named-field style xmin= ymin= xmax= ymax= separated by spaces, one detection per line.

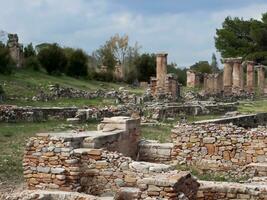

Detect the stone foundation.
xmin=197 ymin=181 xmax=267 ymax=200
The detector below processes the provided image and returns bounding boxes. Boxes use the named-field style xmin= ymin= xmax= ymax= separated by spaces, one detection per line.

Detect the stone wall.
xmin=145 ymin=102 xmax=237 ymax=120
xmin=171 ymin=123 xmax=267 ymax=174
xmin=23 ymin=117 xmax=200 ymax=199
xmin=0 ymin=105 xmax=78 ymax=122
xmin=197 ymin=181 xmax=267 ymax=200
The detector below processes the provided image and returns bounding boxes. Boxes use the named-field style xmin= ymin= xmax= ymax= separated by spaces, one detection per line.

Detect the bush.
xmin=0 ymin=44 xmax=14 ymax=74
xmin=37 ymin=44 xmax=67 ymax=75
xmin=66 ymin=49 xmax=88 ymax=77
xmin=23 ymin=56 xmax=41 ymax=71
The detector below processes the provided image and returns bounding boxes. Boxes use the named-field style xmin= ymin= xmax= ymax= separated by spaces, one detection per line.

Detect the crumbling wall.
xmin=23 ymin=117 xmax=199 ymax=199
xmin=0 ymin=106 xmax=78 ymax=122
xmin=171 ymin=123 xmax=267 ymax=173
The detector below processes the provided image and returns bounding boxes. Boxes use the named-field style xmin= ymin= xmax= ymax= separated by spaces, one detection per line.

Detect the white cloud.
xmin=0 ymin=0 xmax=267 ymax=67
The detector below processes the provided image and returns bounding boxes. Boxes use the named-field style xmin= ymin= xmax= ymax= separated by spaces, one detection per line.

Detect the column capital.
xmin=246 ymin=61 xmax=256 ymax=65
xmin=222 ymin=57 xmax=242 ymax=64
xmin=156 ymin=52 xmax=168 ymax=57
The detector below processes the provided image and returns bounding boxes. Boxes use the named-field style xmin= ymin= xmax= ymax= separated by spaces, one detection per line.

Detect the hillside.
xmin=0 ymin=69 xmax=144 ymax=107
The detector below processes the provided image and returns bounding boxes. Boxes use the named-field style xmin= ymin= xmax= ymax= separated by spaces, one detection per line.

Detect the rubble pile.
xmin=32 ymin=84 xmax=138 ymax=104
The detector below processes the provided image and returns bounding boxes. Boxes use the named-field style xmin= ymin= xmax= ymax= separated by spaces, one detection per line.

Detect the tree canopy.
xmin=215 ymin=13 xmax=267 ymax=64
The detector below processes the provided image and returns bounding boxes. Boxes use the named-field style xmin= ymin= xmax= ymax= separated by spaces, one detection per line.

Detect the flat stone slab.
xmin=7 ymin=190 xmax=106 ymax=200
xmin=36 ymin=129 xmax=124 ymax=141
xmin=129 ymin=161 xmax=173 ymax=173
xmin=199 ymin=180 xmax=267 ymax=193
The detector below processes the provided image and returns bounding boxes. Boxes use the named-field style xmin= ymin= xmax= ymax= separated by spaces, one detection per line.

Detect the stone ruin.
xmin=149 ymin=53 xmax=181 ymax=101
xmin=187 ymin=57 xmax=267 ymax=97
xmin=186 ymin=70 xmax=201 ymax=88
xmin=18 ymin=115 xmax=267 ymax=199
xmin=21 ymin=116 xmax=200 ymax=200
xmin=7 ymin=33 xmax=23 ymax=68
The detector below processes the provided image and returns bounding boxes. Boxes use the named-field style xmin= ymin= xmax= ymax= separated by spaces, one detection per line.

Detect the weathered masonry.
xmin=150 ymin=53 xmax=180 ymax=100
xmin=187 ymin=57 xmax=267 ymax=96
xmin=23 ymin=117 xmax=199 ymax=199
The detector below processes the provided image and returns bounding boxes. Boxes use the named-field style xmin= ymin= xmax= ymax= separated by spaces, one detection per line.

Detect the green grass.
xmin=176 ymin=164 xmax=248 ymax=182
xmin=187 ymin=114 xmax=222 ymax=122
xmin=0 ymin=69 xmax=144 ymax=106
xmin=238 ymin=100 xmax=267 ymax=114
xmin=141 ymin=125 xmax=172 ymax=143
xmin=0 ymin=121 xmax=98 ymax=184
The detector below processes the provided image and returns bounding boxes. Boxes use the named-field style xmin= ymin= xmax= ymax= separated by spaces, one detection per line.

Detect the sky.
xmin=1 ymin=0 xmax=267 ymax=67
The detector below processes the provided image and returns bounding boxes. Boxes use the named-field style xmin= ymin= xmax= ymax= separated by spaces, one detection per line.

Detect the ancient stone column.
xmin=246 ymin=61 xmax=255 ymax=93
xmin=257 ymin=65 xmax=266 ymax=94
xmin=156 ymin=53 xmax=168 ymax=94
xmin=223 ymin=58 xmax=233 ymax=94
xmin=232 ymin=58 xmax=243 ymax=93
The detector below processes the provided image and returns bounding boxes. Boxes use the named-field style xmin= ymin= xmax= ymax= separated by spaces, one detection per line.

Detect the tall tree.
xmin=211 ymin=53 xmax=219 ymax=72
xmin=215 ymin=12 xmax=267 ymax=64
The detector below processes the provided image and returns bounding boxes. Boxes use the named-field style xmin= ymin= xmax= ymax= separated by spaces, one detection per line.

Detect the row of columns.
xmin=223 ymin=58 xmax=266 ymax=94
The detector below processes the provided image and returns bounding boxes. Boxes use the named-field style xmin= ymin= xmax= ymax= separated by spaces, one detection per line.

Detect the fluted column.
xmin=232 ymin=58 xmax=243 ymax=93
xmin=156 ymin=53 xmax=168 ymax=94
xmin=223 ymin=58 xmax=234 ymax=94
xmin=246 ymin=61 xmax=255 ymax=93
xmin=257 ymin=65 xmax=265 ymax=94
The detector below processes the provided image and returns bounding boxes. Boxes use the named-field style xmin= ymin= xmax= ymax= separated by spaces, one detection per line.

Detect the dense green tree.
xmin=23 ymin=43 xmax=36 ymax=58
xmin=0 ymin=43 xmax=14 ymax=74
xmin=37 ymin=44 xmax=67 ymax=75
xmin=211 ymin=53 xmax=219 ymax=72
xmin=190 ymin=61 xmax=212 ymax=74
xmin=134 ymin=53 xmax=156 ymax=82
xmin=167 ymin=63 xmax=187 ymax=86
xmin=66 ymin=49 xmax=88 ymax=77
xmin=215 ymin=13 xmax=267 ymax=64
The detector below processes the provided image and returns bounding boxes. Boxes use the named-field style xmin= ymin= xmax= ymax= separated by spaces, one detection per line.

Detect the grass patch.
xmin=0 ymin=121 xmax=98 ymax=184
xmin=187 ymin=114 xmax=222 ymax=122
xmin=0 ymin=69 xmax=144 ymax=101
xmin=176 ymin=164 xmax=248 ymax=182
xmin=238 ymin=100 xmax=267 ymax=114
xmin=141 ymin=125 xmax=172 ymax=143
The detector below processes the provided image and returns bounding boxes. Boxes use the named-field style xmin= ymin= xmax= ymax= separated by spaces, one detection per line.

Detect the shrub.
xmin=66 ymin=49 xmax=88 ymax=77
xmin=37 ymin=44 xmax=67 ymax=75
xmin=0 ymin=44 xmax=14 ymax=74
xmin=23 ymin=56 xmax=41 ymax=71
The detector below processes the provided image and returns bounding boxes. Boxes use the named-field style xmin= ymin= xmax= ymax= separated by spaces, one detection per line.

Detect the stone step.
xmin=243 ymin=163 xmax=267 ymax=177
xmin=129 ymin=161 xmax=173 ymax=173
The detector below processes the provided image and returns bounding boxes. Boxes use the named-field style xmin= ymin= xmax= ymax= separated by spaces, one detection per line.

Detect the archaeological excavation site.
xmin=2 ymin=2 xmax=267 ymax=200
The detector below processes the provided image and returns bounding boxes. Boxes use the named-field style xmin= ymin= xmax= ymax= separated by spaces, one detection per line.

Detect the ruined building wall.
xmin=197 ymin=181 xmax=267 ymax=200
xmin=203 ymin=73 xmax=223 ymax=94
xmin=171 ymin=123 xmax=267 ymax=173
xmin=23 ymin=117 xmax=199 ymax=199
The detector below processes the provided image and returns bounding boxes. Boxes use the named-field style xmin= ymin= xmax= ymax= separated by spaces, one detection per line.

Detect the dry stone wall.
xmin=23 ymin=117 xmax=200 ymax=199
xmin=171 ymin=123 xmax=267 ymax=174
xmin=197 ymin=181 xmax=267 ymax=200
